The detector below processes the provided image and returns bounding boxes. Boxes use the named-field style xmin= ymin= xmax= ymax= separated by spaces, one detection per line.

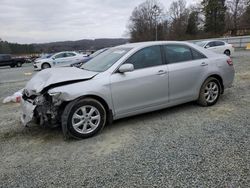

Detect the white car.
xmin=195 ymin=40 xmax=234 ymax=56
xmin=33 ymin=51 xmax=87 ymax=70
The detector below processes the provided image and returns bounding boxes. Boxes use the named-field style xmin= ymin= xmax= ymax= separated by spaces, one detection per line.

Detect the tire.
xmin=197 ymin=77 xmax=221 ymax=106
xmin=224 ymin=50 xmax=231 ymax=56
xmin=42 ymin=63 xmax=51 ymax=69
xmin=16 ymin=62 xmax=22 ymax=67
xmin=61 ymin=98 xmax=106 ymax=139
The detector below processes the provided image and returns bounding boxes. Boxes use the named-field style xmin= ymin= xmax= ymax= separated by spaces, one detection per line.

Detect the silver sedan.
xmin=21 ymin=41 xmax=235 ymax=139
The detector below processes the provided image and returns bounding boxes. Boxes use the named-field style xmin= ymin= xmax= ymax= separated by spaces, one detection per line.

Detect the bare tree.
xmin=239 ymin=0 xmax=250 ymax=28
xmin=169 ymin=0 xmax=187 ymax=20
xmin=227 ymin=0 xmax=246 ymax=34
xmin=168 ymin=0 xmax=189 ymax=39
xmin=127 ymin=0 xmax=165 ymax=42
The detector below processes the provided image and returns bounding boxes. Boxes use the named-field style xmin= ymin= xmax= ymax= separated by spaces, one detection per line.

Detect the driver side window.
xmin=125 ymin=46 xmax=163 ymax=70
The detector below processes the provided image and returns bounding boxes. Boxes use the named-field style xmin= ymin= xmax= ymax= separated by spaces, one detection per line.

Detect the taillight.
xmin=227 ymin=58 xmax=233 ymax=66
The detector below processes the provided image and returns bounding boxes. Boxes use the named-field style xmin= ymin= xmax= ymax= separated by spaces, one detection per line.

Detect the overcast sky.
xmin=0 ymin=0 xmax=199 ymax=44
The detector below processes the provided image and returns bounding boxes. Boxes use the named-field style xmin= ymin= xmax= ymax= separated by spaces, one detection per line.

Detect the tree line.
xmin=0 ymin=38 xmax=36 ymax=54
xmin=127 ymin=0 xmax=250 ymax=42
xmin=0 ymin=38 xmax=129 ymax=55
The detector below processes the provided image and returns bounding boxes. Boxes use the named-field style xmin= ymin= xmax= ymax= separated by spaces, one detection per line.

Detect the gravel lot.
xmin=0 ymin=51 xmax=249 ymax=187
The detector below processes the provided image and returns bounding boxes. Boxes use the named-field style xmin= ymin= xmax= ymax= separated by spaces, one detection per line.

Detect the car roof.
xmin=200 ymin=40 xmax=226 ymax=43
xmin=115 ymin=41 xmax=195 ymax=49
xmin=54 ymin=51 xmax=77 ymax=54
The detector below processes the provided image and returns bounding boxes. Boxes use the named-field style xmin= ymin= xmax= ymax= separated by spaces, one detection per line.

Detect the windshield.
xmin=89 ymin=48 xmax=107 ymax=58
xmin=194 ymin=41 xmax=207 ymax=47
xmin=81 ymin=47 xmax=131 ymax=72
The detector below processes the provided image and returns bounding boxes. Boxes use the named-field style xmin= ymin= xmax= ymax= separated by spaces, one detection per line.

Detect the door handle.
xmin=201 ymin=62 xmax=208 ymax=66
xmin=157 ymin=70 xmax=167 ymax=75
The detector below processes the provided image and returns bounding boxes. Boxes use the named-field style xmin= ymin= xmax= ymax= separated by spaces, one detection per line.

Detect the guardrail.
xmin=190 ymin=35 xmax=250 ymax=48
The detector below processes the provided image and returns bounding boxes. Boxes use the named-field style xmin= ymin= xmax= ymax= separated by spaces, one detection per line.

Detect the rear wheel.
xmin=61 ymin=98 xmax=106 ymax=139
xmin=42 ymin=63 xmax=51 ymax=69
xmin=197 ymin=77 xmax=221 ymax=106
xmin=224 ymin=50 xmax=231 ymax=56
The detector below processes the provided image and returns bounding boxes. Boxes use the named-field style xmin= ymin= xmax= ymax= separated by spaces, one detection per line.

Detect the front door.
xmin=110 ymin=45 xmax=169 ymax=117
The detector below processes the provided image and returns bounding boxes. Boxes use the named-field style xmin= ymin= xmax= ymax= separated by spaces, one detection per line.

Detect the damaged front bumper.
xmin=20 ymin=90 xmax=63 ymax=127
xmin=20 ymin=98 xmax=36 ymax=126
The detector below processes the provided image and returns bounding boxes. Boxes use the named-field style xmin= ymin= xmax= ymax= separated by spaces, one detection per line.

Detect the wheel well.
xmin=208 ymin=74 xmax=224 ymax=93
xmin=224 ymin=49 xmax=230 ymax=54
xmin=42 ymin=62 xmax=50 ymax=67
xmin=62 ymin=95 xmax=113 ymax=125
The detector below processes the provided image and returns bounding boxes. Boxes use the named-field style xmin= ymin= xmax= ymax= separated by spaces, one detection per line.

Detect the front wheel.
xmin=197 ymin=77 xmax=221 ymax=106
xmin=61 ymin=98 xmax=106 ymax=139
xmin=42 ymin=63 xmax=51 ymax=69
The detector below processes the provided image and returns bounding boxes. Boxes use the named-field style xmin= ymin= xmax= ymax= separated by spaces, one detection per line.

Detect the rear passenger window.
xmin=0 ymin=55 xmax=11 ymax=60
xmin=191 ymin=48 xmax=206 ymax=60
xmin=66 ymin=53 xmax=76 ymax=57
xmin=215 ymin=41 xmax=225 ymax=46
xmin=55 ymin=53 xmax=66 ymax=59
xmin=164 ymin=45 xmax=192 ymax=63
xmin=206 ymin=42 xmax=215 ymax=48
xmin=125 ymin=46 xmax=163 ymax=69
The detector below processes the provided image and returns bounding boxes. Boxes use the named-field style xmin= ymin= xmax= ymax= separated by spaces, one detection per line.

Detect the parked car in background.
xmin=33 ymin=51 xmax=86 ymax=70
xmin=71 ymin=48 xmax=108 ymax=68
xmin=194 ymin=40 xmax=234 ymax=56
xmin=0 ymin=54 xmax=26 ymax=68
xmin=21 ymin=41 xmax=234 ymax=139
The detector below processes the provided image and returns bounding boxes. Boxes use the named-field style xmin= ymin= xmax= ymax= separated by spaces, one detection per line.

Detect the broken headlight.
xmin=33 ymin=95 xmax=45 ymax=105
xmin=48 ymin=92 xmax=62 ymax=105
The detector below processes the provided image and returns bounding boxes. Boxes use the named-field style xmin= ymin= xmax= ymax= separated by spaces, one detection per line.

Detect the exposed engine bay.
xmin=22 ymin=90 xmax=63 ymax=127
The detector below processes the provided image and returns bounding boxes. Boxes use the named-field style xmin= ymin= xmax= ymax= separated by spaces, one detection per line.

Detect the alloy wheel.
xmin=71 ymin=105 xmax=101 ymax=134
xmin=204 ymin=81 xmax=219 ymax=103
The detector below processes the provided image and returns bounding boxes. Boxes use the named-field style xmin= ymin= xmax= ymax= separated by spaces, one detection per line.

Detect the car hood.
xmin=25 ymin=67 xmax=98 ymax=94
xmin=35 ymin=57 xmax=50 ymax=63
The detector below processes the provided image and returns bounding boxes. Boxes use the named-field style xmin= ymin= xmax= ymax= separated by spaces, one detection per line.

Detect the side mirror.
xmin=205 ymin=45 xmax=210 ymax=48
xmin=52 ymin=57 xmax=55 ymax=60
xmin=118 ymin=64 xmax=134 ymax=73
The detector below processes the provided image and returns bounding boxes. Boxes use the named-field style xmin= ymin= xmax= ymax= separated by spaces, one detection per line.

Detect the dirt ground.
xmin=0 ymin=51 xmax=249 ymax=187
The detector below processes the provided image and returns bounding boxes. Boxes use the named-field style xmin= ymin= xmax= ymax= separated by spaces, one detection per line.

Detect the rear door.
xmin=164 ymin=44 xmax=208 ymax=102
xmin=110 ymin=45 xmax=169 ymax=116
xmin=205 ymin=42 xmax=218 ymax=53
xmin=214 ymin=41 xmax=226 ymax=54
